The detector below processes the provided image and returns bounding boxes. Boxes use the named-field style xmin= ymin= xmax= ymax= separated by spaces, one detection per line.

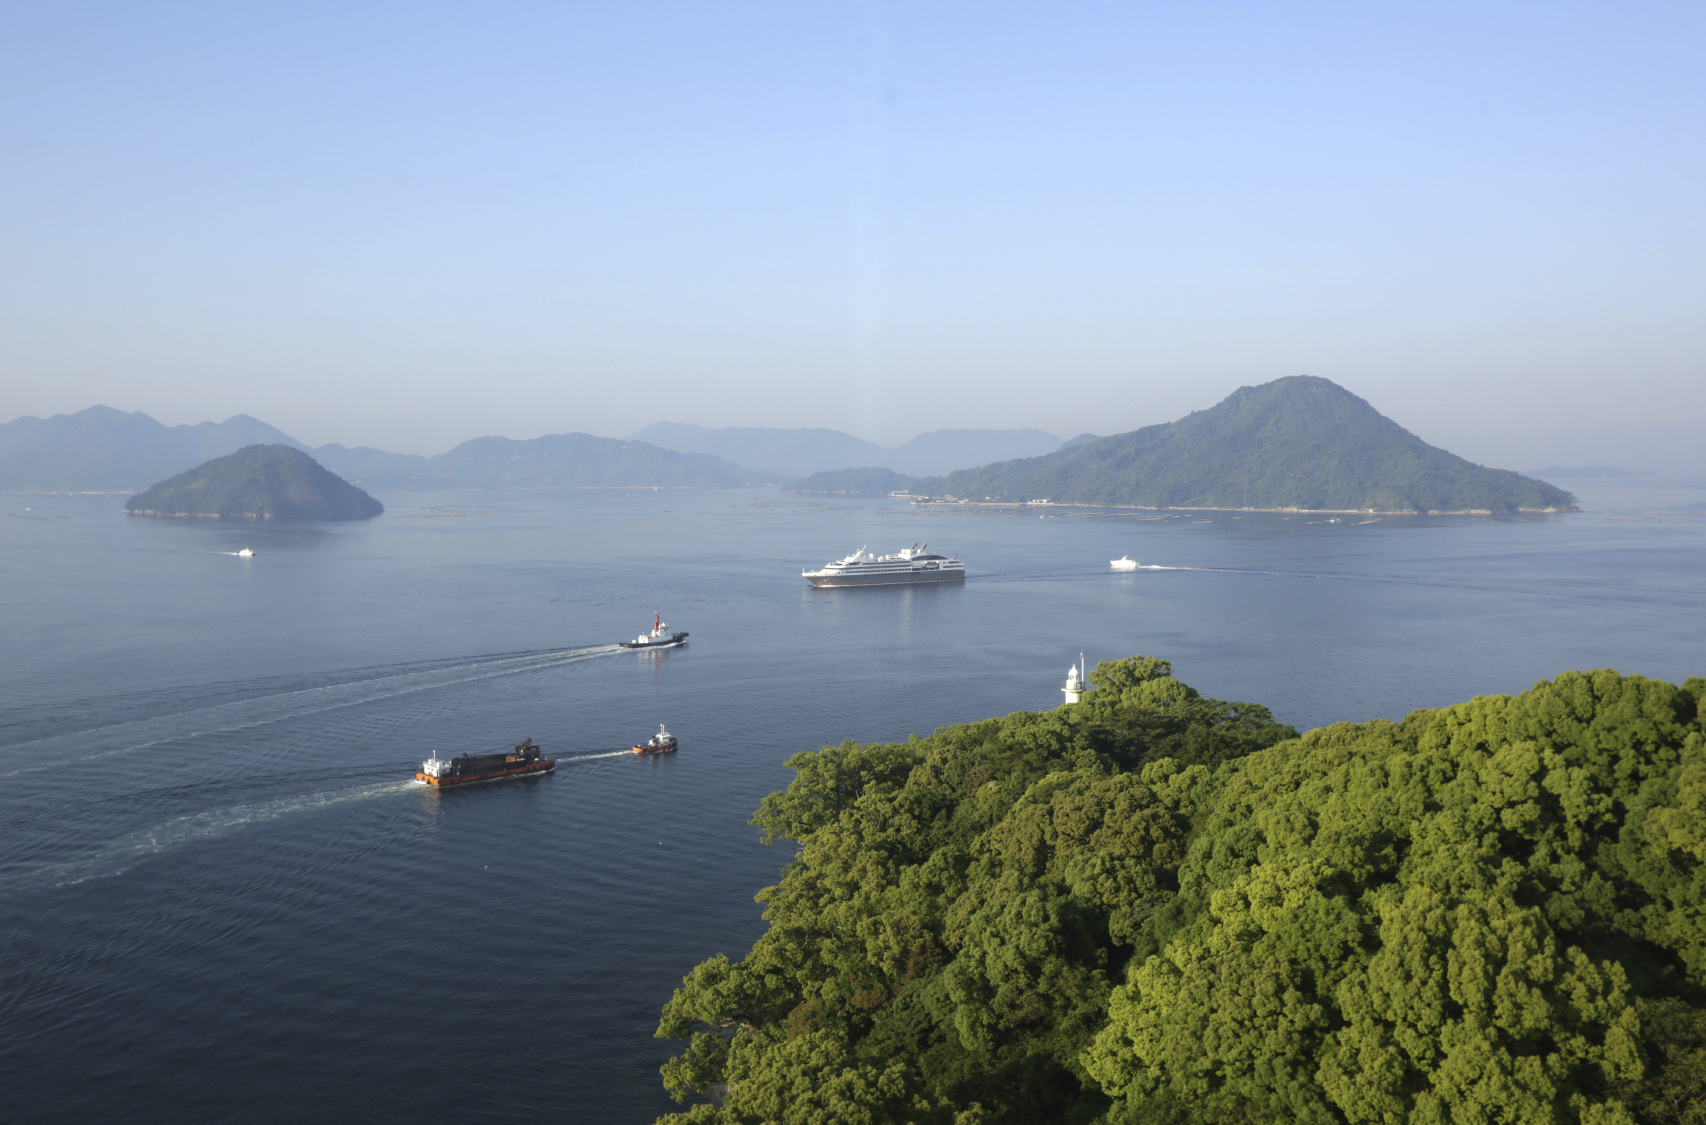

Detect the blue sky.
xmin=3 ymin=2 xmax=1703 ymax=468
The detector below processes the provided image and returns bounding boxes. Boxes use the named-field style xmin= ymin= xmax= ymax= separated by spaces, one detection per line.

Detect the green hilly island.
xmin=125 ymin=444 xmax=384 ymax=520
xmin=654 ymin=658 xmax=1706 ymax=1125
xmin=899 ymin=376 xmax=1576 ymax=512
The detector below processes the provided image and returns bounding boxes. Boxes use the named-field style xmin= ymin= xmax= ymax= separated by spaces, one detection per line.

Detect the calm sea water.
xmin=2 ymin=488 xmax=1702 ymax=1124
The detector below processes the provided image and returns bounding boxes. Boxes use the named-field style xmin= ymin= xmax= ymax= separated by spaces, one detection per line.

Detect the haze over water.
xmin=3 ymin=489 xmax=1703 ymax=1124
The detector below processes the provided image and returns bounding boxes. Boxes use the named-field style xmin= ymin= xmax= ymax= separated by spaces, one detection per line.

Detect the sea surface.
xmin=2 ymin=487 xmax=1703 ymax=1124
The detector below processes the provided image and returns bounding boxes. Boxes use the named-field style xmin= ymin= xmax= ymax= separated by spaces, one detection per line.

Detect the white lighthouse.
xmin=1062 ymin=654 xmax=1087 ymax=704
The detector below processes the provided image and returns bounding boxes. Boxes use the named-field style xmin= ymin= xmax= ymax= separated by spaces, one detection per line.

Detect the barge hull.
xmin=416 ymin=760 xmax=556 ymax=786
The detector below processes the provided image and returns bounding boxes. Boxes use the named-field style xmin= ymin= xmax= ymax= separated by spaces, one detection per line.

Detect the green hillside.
xmin=654 ymin=659 xmax=1706 ymax=1125
xmin=124 ymin=444 xmax=383 ymax=520
xmin=925 ymin=377 xmax=1577 ymax=513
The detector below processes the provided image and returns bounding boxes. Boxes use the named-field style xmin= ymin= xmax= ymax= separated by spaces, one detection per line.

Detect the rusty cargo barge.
xmin=417 ymin=738 xmax=555 ymax=786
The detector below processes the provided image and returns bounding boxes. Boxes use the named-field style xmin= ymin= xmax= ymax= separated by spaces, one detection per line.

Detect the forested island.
xmin=900 ymin=377 xmax=1577 ymax=513
xmin=125 ymin=444 xmax=383 ymax=520
xmin=655 ymin=658 xmax=1705 ymax=1124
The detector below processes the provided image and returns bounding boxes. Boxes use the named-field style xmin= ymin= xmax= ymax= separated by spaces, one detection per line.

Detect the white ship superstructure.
xmin=803 ymin=544 xmax=966 ymax=587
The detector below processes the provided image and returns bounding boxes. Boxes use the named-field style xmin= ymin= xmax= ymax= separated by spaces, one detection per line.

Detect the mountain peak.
xmin=930 ymin=377 xmax=1576 ymax=514
xmin=125 ymin=444 xmax=383 ymax=520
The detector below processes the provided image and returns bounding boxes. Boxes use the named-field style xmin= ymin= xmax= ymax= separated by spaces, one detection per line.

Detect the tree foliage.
xmin=656 ymin=661 xmax=1705 ymax=1124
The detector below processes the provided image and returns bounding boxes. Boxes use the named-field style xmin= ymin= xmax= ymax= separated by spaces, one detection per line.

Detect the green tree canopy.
xmin=655 ymin=662 xmax=1705 ymax=1124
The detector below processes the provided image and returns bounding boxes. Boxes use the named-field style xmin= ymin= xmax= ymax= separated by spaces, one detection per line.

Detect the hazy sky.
xmin=4 ymin=2 xmax=1703 ymax=468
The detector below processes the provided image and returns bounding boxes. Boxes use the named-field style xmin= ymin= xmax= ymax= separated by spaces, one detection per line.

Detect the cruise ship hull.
xmin=806 ymin=570 xmax=965 ymax=587
xmin=804 ymin=544 xmax=964 ymax=587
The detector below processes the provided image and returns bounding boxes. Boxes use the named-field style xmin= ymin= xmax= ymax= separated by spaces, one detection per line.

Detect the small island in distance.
xmin=124 ymin=444 xmax=384 ymax=521
xmin=788 ymin=376 xmax=1579 ymax=514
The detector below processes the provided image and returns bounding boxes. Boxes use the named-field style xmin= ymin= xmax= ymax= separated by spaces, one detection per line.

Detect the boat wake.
xmin=1097 ymin=562 xmax=1691 ymax=604
xmin=12 ymin=779 xmax=421 ymax=889
xmin=0 ymin=645 xmax=625 ymax=777
xmin=563 ymin=749 xmax=640 ymax=762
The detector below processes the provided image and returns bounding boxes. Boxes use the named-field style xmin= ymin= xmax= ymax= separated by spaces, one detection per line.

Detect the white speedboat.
xmin=237 ymin=548 xmax=254 ymax=558
xmin=1111 ymin=556 xmax=1138 ymax=570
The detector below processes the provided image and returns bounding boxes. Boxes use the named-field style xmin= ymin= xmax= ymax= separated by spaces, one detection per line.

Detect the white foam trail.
xmin=1130 ymin=563 xmax=1312 ymax=578
xmin=14 ymin=748 xmax=663 ymax=887
xmin=0 ymin=645 xmax=624 ymax=777
xmin=15 ymin=779 xmax=420 ymax=888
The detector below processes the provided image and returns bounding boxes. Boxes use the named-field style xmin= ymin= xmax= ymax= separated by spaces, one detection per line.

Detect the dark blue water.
xmin=3 ymin=490 xmax=1702 ymax=1124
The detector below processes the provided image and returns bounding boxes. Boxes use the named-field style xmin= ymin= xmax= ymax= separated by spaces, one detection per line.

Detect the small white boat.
xmin=237 ymin=548 xmax=254 ymax=558
xmin=1110 ymin=556 xmax=1138 ymax=570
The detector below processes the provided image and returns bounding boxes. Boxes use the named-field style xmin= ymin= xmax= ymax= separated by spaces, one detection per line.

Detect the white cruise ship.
xmin=803 ymin=544 xmax=966 ymax=587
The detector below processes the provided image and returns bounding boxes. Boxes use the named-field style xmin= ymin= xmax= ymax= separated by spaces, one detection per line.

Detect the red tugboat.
xmin=417 ymin=738 xmax=555 ymax=786
xmin=633 ymin=724 xmax=678 ymax=755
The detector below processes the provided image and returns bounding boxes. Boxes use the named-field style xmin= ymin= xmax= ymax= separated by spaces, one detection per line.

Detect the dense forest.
xmin=125 ymin=444 xmax=383 ymax=520
xmin=654 ymin=658 xmax=1705 ymax=1124
xmin=923 ymin=377 xmax=1578 ymax=513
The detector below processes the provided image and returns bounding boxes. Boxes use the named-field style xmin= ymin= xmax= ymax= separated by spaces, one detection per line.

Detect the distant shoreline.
xmin=9 ymin=486 xmax=1583 ymax=515
xmin=126 ymin=509 xmax=282 ymax=519
xmin=4 ymin=484 xmax=761 ymax=497
xmin=904 ymin=497 xmax=1580 ymax=515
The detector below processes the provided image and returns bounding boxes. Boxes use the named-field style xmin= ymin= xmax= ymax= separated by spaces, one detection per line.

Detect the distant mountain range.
xmin=383 ymin=434 xmax=763 ymax=489
xmin=126 ymin=444 xmax=385 ymax=520
xmin=627 ymin=422 xmax=1066 ymax=477
xmin=790 ymin=377 xmax=1577 ymax=514
xmin=3 ymin=390 xmax=1581 ymax=511
xmin=0 ymin=408 xmax=770 ymax=492
xmin=1 ymin=408 xmax=1075 ymax=492
xmin=0 ymin=405 xmax=312 ymax=492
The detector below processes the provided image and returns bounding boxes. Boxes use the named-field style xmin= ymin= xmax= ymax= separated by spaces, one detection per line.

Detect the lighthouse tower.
xmin=1062 ymin=655 xmax=1087 ymax=705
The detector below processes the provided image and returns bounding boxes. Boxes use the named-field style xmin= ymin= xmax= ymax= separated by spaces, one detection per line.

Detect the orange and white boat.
xmin=633 ymin=724 xmax=678 ymax=755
